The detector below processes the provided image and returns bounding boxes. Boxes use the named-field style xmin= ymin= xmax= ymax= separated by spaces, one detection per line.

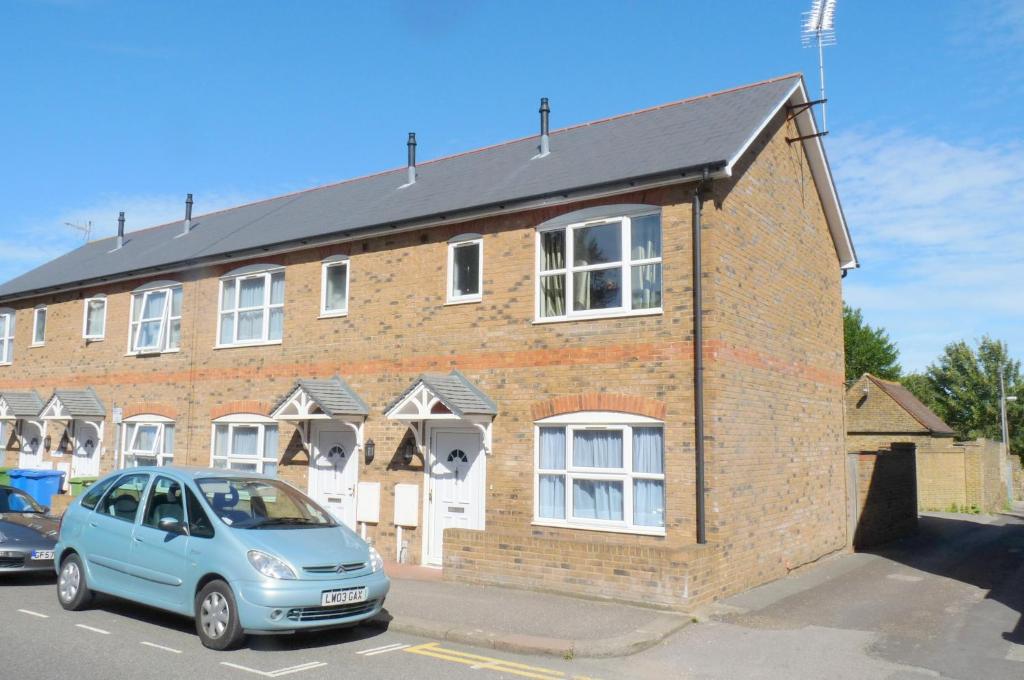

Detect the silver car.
xmin=0 ymin=485 xmax=58 ymax=573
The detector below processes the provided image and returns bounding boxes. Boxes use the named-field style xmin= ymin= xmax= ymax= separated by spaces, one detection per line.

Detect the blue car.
xmin=54 ymin=466 xmax=389 ymax=650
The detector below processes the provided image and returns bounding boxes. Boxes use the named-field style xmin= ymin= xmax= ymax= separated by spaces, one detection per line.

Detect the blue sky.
xmin=1 ymin=0 xmax=1021 ymax=372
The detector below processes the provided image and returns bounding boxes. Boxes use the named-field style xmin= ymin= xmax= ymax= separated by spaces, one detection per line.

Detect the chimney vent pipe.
xmin=116 ymin=211 xmax=125 ymax=249
xmin=539 ymin=97 xmax=550 ymax=157
xmin=183 ymin=193 xmax=193 ymax=234
xmin=406 ymin=132 xmax=417 ymax=185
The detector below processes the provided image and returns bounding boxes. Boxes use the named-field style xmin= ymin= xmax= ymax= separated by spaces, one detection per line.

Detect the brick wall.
xmin=958 ymin=438 xmax=1007 ymax=513
xmin=845 ymin=374 xmax=928 ymax=436
xmin=850 ymin=445 xmax=918 ymax=548
xmin=698 ymin=109 xmax=848 ymax=598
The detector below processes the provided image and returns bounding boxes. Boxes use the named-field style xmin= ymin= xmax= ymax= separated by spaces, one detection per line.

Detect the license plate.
xmin=31 ymin=550 xmax=54 ymax=561
xmin=321 ymin=587 xmax=367 ymax=606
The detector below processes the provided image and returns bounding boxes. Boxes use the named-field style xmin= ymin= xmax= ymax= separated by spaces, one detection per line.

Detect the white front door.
xmin=425 ymin=429 xmax=485 ymax=566
xmin=310 ymin=425 xmax=358 ymax=529
xmin=18 ymin=422 xmax=44 ymax=469
xmin=71 ymin=420 xmax=102 ymax=478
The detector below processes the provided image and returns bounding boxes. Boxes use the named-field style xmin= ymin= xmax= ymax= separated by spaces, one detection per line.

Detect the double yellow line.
xmin=403 ymin=642 xmax=597 ymax=680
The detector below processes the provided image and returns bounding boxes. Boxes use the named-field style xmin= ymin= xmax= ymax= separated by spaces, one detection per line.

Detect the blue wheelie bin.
xmin=9 ymin=469 xmax=65 ymax=506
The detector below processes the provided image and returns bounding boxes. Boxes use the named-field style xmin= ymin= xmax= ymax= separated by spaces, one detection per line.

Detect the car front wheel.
xmin=57 ymin=553 xmax=94 ymax=611
xmin=195 ymin=580 xmax=246 ymax=650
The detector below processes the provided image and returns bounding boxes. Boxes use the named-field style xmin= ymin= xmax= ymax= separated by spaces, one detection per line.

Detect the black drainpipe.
xmin=693 ymin=168 xmax=710 ymax=545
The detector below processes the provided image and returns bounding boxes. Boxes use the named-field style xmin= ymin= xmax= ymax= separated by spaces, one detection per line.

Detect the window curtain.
xmin=326 ymin=265 xmax=347 ymax=310
xmin=134 ymin=425 xmax=158 ymax=453
xmin=537 ymin=427 xmax=566 ymax=520
xmin=631 ymin=264 xmax=662 ymax=309
xmin=540 ymin=276 xmax=565 ymax=317
xmin=238 ymin=278 xmax=265 ymax=341
xmin=263 ymin=426 xmax=279 ymax=476
xmin=163 ymin=425 xmax=175 ymax=460
xmin=137 ymin=291 xmax=166 ymax=348
xmin=86 ymin=300 xmax=104 ymax=335
xmin=630 ymin=214 xmax=662 ymax=259
xmin=232 ymin=426 xmax=259 ymax=456
xmin=572 ymin=479 xmax=623 ymax=521
xmin=214 ymin=424 xmax=229 ymax=457
xmin=633 ymin=427 xmax=664 ymax=527
xmin=269 ymin=274 xmax=285 ymax=340
xmin=572 ymin=430 xmax=623 ymax=468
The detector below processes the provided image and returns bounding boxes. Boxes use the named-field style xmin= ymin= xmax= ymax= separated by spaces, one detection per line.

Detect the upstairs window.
xmin=0 ymin=310 xmax=13 ymax=364
xmin=320 ymin=256 xmax=349 ymax=317
xmin=83 ymin=296 xmax=107 ymax=340
xmin=129 ymin=282 xmax=183 ymax=354
xmin=537 ymin=209 xmax=662 ymax=320
xmin=31 ymin=307 xmax=46 ymax=346
xmin=211 ymin=416 xmax=278 ymax=476
xmin=218 ymin=266 xmax=284 ymax=346
xmin=447 ymin=235 xmax=483 ymax=304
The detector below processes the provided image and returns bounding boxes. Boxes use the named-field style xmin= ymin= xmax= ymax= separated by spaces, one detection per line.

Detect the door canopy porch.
xmin=39 ymin=388 xmax=105 ymax=422
xmin=0 ymin=390 xmax=43 ymax=422
xmin=384 ymin=370 xmax=497 ymax=455
xmin=269 ymin=376 xmax=369 ymax=452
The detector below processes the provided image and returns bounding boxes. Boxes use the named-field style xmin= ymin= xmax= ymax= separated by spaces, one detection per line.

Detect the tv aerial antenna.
xmin=802 ymin=0 xmax=837 ymax=133
xmin=64 ymin=220 xmax=93 ymax=242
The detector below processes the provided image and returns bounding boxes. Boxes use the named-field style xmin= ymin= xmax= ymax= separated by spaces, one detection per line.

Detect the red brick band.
xmin=530 ymin=393 xmax=668 ymax=421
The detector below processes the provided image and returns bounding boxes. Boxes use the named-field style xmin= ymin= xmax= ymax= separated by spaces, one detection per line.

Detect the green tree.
xmin=904 ymin=337 xmax=1024 ymax=454
xmin=843 ymin=304 xmax=901 ymax=381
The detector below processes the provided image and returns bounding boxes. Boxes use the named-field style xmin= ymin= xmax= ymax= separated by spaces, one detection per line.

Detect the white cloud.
xmin=0 ymin=191 xmax=259 ymax=286
xmin=833 ymin=129 xmax=1024 ymax=371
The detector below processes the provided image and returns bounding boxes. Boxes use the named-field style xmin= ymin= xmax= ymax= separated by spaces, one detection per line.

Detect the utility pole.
xmin=1001 ymin=368 xmax=1018 ymax=456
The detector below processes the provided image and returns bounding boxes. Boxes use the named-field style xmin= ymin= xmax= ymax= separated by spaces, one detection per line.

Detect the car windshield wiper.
xmin=245 ymin=517 xmax=328 ymax=529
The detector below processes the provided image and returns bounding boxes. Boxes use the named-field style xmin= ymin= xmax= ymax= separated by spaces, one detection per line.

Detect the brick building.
xmin=0 ymin=74 xmax=857 ymax=609
xmin=846 ymin=373 xmax=1011 ymax=513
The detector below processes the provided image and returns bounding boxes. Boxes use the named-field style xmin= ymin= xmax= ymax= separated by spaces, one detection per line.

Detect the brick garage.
xmin=0 ymin=74 xmax=856 ymax=611
xmin=846 ymin=374 xmax=1011 ymax=514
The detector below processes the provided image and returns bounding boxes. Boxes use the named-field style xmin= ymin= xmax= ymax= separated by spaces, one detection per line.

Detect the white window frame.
xmin=121 ymin=415 xmax=174 ymax=468
xmin=217 ymin=268 xmax=285 ymax=347
xmin=535 ymin=212 xmax=662 ymax=322
xmin=82 ymin=296 xmax=107 ymax=341
xmin=532 ymin=412 xmax=665 ymax=536
xmin=31 ymin=307 xmax=46 ymax=347
xmin=0 ymin=310 xmax=13 ymax=365
xmin=128 ymin=284 xmax=182 ymax=355
xmin=319 ymin=258 xmax=350 ymax=318
xmin=446 ymin=235 xmax=483 ymax=304
xmin=210 ymin=414 xmax=278 ymax=475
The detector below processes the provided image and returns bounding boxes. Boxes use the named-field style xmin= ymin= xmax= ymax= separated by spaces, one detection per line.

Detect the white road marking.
xmin=17 ymin=609 xmax=49 ymax=618
xmin=356 ymin=642 xmax=409 ymax=656
xmin=220 ymin=661 xmax=328 ymax=677
xmin=140 ymin=641 xmax=182 ymax=654
xmin=1007 ymin=644 xmax=1024 ymax=662
xmin=361 ymin=644 xmax=410 ymax=656
xmin=75 ymin=624 xmax=111 ymax=635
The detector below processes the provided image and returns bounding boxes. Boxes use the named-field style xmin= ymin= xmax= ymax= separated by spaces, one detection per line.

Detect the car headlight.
xmin=247 ymin=550 xmax=296 ymax=580
xmin=368 ymin=545 xmax=384 ymax=573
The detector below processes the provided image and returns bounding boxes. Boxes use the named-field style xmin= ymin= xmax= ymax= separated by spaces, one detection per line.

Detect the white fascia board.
xmin=723 ymin=77 xmax=858 ymax=271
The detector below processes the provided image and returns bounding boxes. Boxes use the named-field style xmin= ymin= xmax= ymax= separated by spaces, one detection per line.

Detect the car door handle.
xmin=88 ymin=522 xmax=98 ymax=528
xmin=133 ymin=536 xmax=143 ymax=543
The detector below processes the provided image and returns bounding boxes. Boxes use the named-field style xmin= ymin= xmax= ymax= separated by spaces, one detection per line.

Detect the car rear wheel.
xmin=57 ymin=554 xmax=94 ymax=611
xmin=195 ymin=580 xmax=245 ymax=650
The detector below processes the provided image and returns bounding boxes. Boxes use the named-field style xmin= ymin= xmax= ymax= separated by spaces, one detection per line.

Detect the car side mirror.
xmin=39 ymin=506 xmax=50 ymax=515
xmin=158 ymin=517 xmax=185 ymax=534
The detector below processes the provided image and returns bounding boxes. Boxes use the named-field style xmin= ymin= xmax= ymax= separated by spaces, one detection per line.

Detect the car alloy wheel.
xmin=200 ymin=591 xmax=230 ymax=640
xmin=58 ymin=559 xmax=80 ymax=604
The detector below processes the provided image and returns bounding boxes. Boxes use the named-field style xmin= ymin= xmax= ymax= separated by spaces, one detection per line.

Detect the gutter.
xmin=0 ymin=162 xmax=730 ymax=305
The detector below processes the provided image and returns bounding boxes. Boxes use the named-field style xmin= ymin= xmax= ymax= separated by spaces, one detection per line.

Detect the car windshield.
xmin=0 ymin=487 xmax=45 ymax=513
xmin=195 ymin=477 xmax=336 ymax=529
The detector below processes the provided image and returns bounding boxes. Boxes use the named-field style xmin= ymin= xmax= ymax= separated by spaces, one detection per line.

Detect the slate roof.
xmin=270 ymin=376 xmax=369 ymax=418
xmin=44 ymin=388 xmax=106 ymax=419
xmin=386 ymin=370 xmax=498 ymax=417
xmin=0 ymin=390 xmax=44 ymax=417
xmin=866 ymin=374 xmax=955 ymax=436
xmin=0 ymin=74 xmax=856 ymax=302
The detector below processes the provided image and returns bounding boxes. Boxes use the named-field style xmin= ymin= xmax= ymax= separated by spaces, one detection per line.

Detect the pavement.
xmin=371 ymin=562 xmax=690 ymax=658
